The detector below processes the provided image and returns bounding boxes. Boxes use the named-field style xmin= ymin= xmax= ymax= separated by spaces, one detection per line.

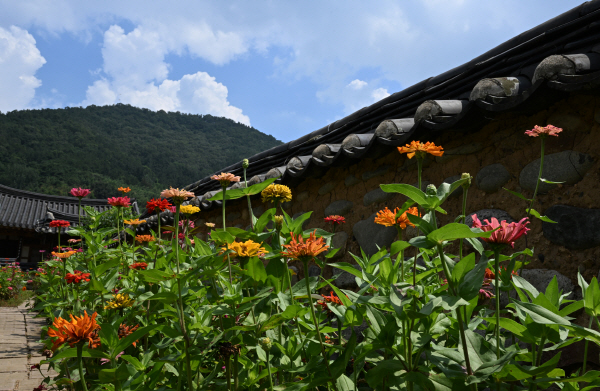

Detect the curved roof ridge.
xmin=0 ymin=183 xmax=109 ymax=205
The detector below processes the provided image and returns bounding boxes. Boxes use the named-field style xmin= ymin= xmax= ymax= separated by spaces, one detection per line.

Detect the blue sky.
xmin=0 ymin=1 xmax=585 ymax=142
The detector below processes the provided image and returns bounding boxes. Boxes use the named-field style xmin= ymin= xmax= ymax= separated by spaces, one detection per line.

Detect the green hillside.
xmin=0 ymin=104 xmax=282 ymax=203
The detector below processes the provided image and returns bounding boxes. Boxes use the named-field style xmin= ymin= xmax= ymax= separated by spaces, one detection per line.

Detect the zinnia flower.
xmin=160 ymin=187 xmax=195 ymax=205
xmin=118 ymin=323 xmax=140 ymax=347
xmin=67 ymin=239 xmax=81 ymax=244
xmin=524 ymin=124 xmax=562 ymax=138
xmin=471 ymin=215 xmax=530 ymax=248
xmin=211 ymin=172 xmax=241 ymax=187
xmin=281 ymin=230 xmax=329 ymax=262
xmin=324 ymin=215 xmax=346 ymax=225
xmin=107 ymin=196 xmax=131 ymax=208
xmin=104 ymin=293 xmax=135 ymax=310
xmin=135 ymin=235 xmax=155 ymax=243
xmin=374 ymin=207 xmax=420 ymax=229
xmin=179 ymin=219 xmax=195 ymax=228
xmin=145 ymin=198 xmax=170 ymax=213
xmin=51 ymin=251 xmax=76 ymax=259
xmin=129 ymin=262 xmax=148 ymax=270
xmin=261 ymin=184 xmax=292 ymax=203
xmin=317 ymin=291 xmax=344 ymax=311
xmin=397 ymin=140 xmax=444 ymax=159
xmin=205 ymin=222 xmax=215 ymax=228
xmin=180 ymin=205 xmax=200 ymax=215
xmin=118 ymin=187 xmax=131 ymax=193
xmin=69 ymin=188 xmax=90 ymax=199
xmin=65 ymin=270 xmax=91 ymax=284
xmin=124 ymin=219 xmax=147 ymax=225
xmin=49 ymin=220 xmax=70 ymax=228
xmin=223 ymin=240 xmax=268 ymax=258
xmin=47 ymin=312 xmax=101 ymax=351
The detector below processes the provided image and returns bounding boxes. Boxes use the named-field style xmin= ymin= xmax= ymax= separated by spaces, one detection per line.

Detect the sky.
xmin=0 ymin=1 xmax=586 ymax=142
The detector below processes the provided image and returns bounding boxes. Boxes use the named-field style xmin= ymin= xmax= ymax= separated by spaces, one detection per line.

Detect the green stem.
xmin=266 ymin=351 xmax=274 ymax=391
xmin=583 ymin=315 xmax=594 ymax=373
xmin=459 ymin=187 xmax=469 ymax=259
xmin=77 ymin=344 xmax=89 ymax=391
xmin=173 ymin=204 xmax=193 ymax=391
xmin=527 ymin=137 xmax=546 ymax=220
xmin=226 ymin=357 xmax=232 ymax=391
xmin=222 ymin=185 xmax=233 ymax=284
xmin=234 ymin=353 xmax=239 ymax=391
xmin=417 ymin=157 xmax=422 ymax=192
xmin=303 ymin=261 xmax=335 ymax=388
xmin=493 ymin=247 xmax=502 ymax=361
xmin=244 ymin=166 xmax=254 ymax=230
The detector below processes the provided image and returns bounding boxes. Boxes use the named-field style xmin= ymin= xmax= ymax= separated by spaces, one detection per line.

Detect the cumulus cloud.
xmin=318 ymin=79 xmax=390 ymax=115
xmin=0 ymin=26 xmax=45 ymax=112
xmin=81 ymin=24 xmax=250 ymax=125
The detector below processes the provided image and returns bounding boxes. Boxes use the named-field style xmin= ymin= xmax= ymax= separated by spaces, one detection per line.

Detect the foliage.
xmin=0 ymin=104 xmax=281 ymax=202
xmin=0 ymin=262 xmax=36 ymax=301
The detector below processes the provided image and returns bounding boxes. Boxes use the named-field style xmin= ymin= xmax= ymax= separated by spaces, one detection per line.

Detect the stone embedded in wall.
xmin=318 ymin=182 xmax=336 ymax=195
xmin=595 ymin=109 xmax=600 ymax=124
xmin=326 ymin=231 xmax=348 ymax=259
xmin=442 ymin=175 xmax=463 ymax=198
xmin=281 ymin=201 xmax=292 ymax=210
xmin=435 ymin=142 xmax=483 ymax=163
xmin=353 ymin=212 xmax=397 ymax=256
xmin=543 ymin=205 xmax=600 ymax=250
xmin=325 ymin=200 xmax=354 ymax=217
xmin=227 ymin=212 xmax=241 ymax=222
xmin=547 ymin=113 xmax=587 ymax=133
xmin=334 ymin=264 xmax=360 ymax=289
xmin=476 ymin=163 xmax=511 ymax=193
xmin=253 ymin=205 xmax=265 ymax=217
xmin=362 ymin=165 xmax=391 ymax=181
xmin=399 ymin=155 xmax=433 ymax=171
xmin=465 ymin=209 xmax=515 ymax=227
xmin=519 ymin=150 xmax=594 ymax=193
xmin=296 ymin=191 xmax=309 ymax=202
xmin=309 ymin=265 xmax=321 ymax=277
xmin=345 ymin=175 xmax=361 ymax=187
xmin=363 ymin=188 xmax=395 ymax=206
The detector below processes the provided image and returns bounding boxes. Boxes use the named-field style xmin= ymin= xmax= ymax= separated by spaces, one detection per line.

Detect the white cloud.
xmin=319 ymin=79 xmax=390 ymax=115
xmin=0 ymin=26 xmax=45 ymax=112
xmin=81 ymin=24 xmax=250 ymax=125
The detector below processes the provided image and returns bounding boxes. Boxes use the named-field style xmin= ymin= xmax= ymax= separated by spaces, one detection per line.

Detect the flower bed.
xmin=32 ymin=126 xmax=600 ymax=390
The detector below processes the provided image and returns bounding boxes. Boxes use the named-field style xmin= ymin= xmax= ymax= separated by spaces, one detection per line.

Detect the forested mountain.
xmin=0 ymin=104 xmax=282 ymax=203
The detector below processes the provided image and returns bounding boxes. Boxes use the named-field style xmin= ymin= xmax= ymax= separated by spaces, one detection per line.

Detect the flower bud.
xmin=259 ymin=337 xmax=272 ymax=350
xmin=426 ymin=184 xmax=437 ymax=195
xmin=242 ymin=159 xmax=250 ymax=169
xmin=273 ymin=215 xmax=284 ymax=228
xmin=461 ymin=172 xmax=472 ymax=188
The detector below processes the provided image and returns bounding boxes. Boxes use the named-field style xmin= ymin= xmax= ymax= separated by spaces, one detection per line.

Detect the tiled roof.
xmin=0 ymin=184 xmax=138 ymax=233
xmin=139 ymin=0 xmax=600 ymax=224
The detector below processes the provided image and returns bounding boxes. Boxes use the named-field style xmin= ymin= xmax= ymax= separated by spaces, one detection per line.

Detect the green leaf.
xmin=584 ymin=277 xmax=600 ymax=317
xmin=145 ymin=292 xmax=178 ymax=303
xmin=458 ymin=257 xmax=488 ymax=301
xmin=503 ymin=187 xmax=532 ymax=201
xmin=527 ymin=208 xmax=557 ymax=223
xmin=335 ymin=374 xmax=355 ymax=391
xmin=427 ymin=223 xmax=494 ymax=244
xmin=380 ymin=183 xmax=427 ymax=205
xmin=51 ymin=347 xmax=109 ymax=361
xmin=511 ymin=301 xmax=571 ymax=326
xmin=243 ymin=256 xmax=267 ymax=283
xmin=94 ymin=258 xmax=121 ymax=276
xmin=208 ymin=177 xmax=277 ymax=201
xmin=120 ymin=355 xmax=145 ymax=371
xmin=98 ymin=363 xmax=130 ymax=383
xmin=258 ymin=314 xmax=288 ymax=333
xmin=512 ymin=275 xmax=540 ymax=299
xmin=136 ymin=269 xmax=175 ymax=283
xmin=540 ymin=178 xmax=565 ymax=184
xmin=114 ymin=324 xmax=161 ymax=354
xmin=390 ymin=240 xmax=411 ymax=255
xmin=210 ymin=230 xmax=236 ymax=245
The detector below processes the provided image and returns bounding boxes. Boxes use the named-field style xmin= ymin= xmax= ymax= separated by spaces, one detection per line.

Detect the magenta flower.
xmin=70 ymin=188 xmax=91 ymax=199
xmin=471 ymin=215 xmax=530 ymax=248
xmin=8 ymin=287 xmax=13 ymax=291
xmin=524 ymin=124 xmax=562 ymax=138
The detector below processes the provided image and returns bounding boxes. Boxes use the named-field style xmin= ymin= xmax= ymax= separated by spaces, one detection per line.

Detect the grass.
xmin=0 ymin=290 xmax=35 ymax=307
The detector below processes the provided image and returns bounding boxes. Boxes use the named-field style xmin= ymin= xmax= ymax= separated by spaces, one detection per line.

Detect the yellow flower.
xmin=104 ymin=293 xmax=135 ymax=310
xmin=124 ymin=219 xmax=147 ymax=225
xmin=223 ymin=240 xmax=268 ymax=258
xmin=180 ymin=205 xmax=200 ymax=215
xmin=205 ymin=222 xmax=216 ymax=228
xmin=261 ymin=184 xmax=292 ymax=203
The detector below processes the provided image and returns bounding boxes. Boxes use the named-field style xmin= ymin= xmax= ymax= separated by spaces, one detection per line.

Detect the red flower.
xmin=65 ymin=270 xmax=91 ymax=284
xmin=146 ymin=198 xmax=172 ymax=213
xmin=70 ymin=188 xmax=91 ymax=198
xmin=49 ymin=220 xmax=70 ymax=228
xmin=107 ymin=196 xmax=131 ymax=208
xmin=324 ymin=215 xmax=346 ymax=225
xmin=129 ymin=262 xmax=148 ymax=270
xmin=471 ymin=215 xmax=530 ymax=248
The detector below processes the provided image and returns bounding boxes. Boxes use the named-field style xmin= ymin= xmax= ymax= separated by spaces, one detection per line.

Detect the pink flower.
xmin=27 ymin=280 xmax=33 ymax=283
xmin=524 ymin=124 xmax=562 ymax=138
xmin=169 ymin=206 xmax=177 ymax=213
xmin=179 ymin=220 xmax=195 ymax=229
xmin=70 ymin=188 xmax=91 ymax=199
xmin=211 ymin=172 xmax=241 ymax=187
xmin=8 ymin=287 xmax=13 ymax=291
xmin=160 ymin=187 xmax=195 ymax=205
xmin=100 ymin=351 xmax=124 ymax=365
xmin=107 ymin=196 xmax=131 ymax=208
xmin=471 ymin=214 xmax=530 ymax=248
xmin=76 ymin=248 xmax=83 ymax=253
xmin=7 ymin=278 xmax=11 ymax=281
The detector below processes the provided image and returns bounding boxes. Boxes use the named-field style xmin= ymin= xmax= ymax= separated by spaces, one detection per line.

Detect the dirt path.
xmin=0 ymin=301 xmax=55 ymax=390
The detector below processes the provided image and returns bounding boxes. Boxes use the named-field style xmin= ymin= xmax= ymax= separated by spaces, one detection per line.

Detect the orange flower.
xmin=22 ymin=286 xmax=27 ymax=291
xmin=211 ymin=172 xmax=241 ymax=187
xmin=124 ymin=219 xmax=147 ymax=225
xmin=160 ymin=187 xmax=195 ymax=205
xmin=129 ymin=262 xmax=148 ymax=270
xmin=51 ymin=251 xmax=77 ymax=259
xmin=397 ymin=140 xmax=444 ymax=159
xmin=281 ymin=230 xmax=329 ymax=262
xmin=118 ymin=187 xmax=131 ymax=193
xmin=47 ymin=312 xmax=101 ymax=351
xmin=135 ymin=235 xmax=155 ymax=243
xmin=118 ymin=323 xmax=140 ymax=347
xmin=524 ymin=124 xmax=562 ymax=138
xmin=374 ymin=207 xmax=420 ymax=229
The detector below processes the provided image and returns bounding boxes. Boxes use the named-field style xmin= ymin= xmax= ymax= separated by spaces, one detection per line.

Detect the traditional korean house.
xmin=0 ymin=184 xmax=139 ymax=269
xmin=137 ymin=2 xmax=600 ymax=295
